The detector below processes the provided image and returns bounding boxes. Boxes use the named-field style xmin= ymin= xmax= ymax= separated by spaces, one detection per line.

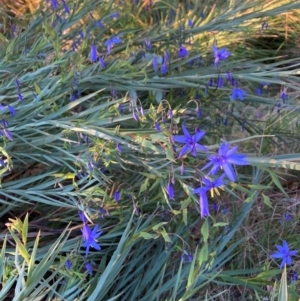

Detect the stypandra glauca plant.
xmin=0 ymin=0 xmax=299 ymax=300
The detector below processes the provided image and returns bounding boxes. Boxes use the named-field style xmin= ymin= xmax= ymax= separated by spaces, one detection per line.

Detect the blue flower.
xmin=104 ymin=35 xmax=122 ymax=54
xmin=193 ymin=187 xmax=209 ymax=218
xmin=79 ymin=211 xmax=88 ymax=223
xmin=212 ymin=45 xmax=231 ymax=68
xmin=114 ymin=190 xmax=120 ymax=202
xmin=188 ymin=19 xmax=193 ymax=27
xmin=179 ymin=46 xmax=188 ymax=58
xmin=173 ymin=124 xmax=207 ymax=159
xmin=167 ymin=182 xmax=174 ymax=199
xmin=154 ymin=122 xmax=161 ymax=131
xmin=81 ymin=224 xmax=103 ymax=257
xmin=49 ymin=0 xmax=58 ymax=10
xmin=152 ymin=56 xmax=157 ymax=72
xmin=270 ymin=240 xmax=297 ymax=269
xmin=231 ymin=87 xmax=246 ymax=101
xmin=99 ymin=57 xmax=106 ymax=68
xmin=61 ymin=0 xmax=70 ymax=14
xmin=90 ymin=43 xmax=97 ymax=62
xmin=85 ymin=262 xmax=93 ymax=275
xmin=65 ymin=259 xmax=72 ymax=271
xmin=8 ymin=105 xmax=16 ymax=117
xmin=202 ymin=142 xmax=248 ymax=181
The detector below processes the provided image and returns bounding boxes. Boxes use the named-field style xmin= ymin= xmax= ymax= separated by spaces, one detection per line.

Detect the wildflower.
xmin=231 ymin=87 xmax=246 ymax=101
xmin=167 ymin=182 xmax=174 ymax=199
xmin=81 ymin=224 xmax=102 ymax=257
xmin=99 ymin=57 xmax=106 ymax=68
xmin=118 ymin=103 xmax=124 ymax=114
xmin=209 ymin=79 xmax=213 ymax=87
xmin=291 ymin=271 xmax=298 ymax=284
xmin=213 ymin=202 xmax=218 ymax=212
xmin=144 ymin=39 xmax=152 ymax=50
xmin=18 ymin=93 xmax=23 ymax=101
xmin=161 ymin=62 xmax=168 ymax=75
xmin=218 ymin=77 xmax=223 ymax=88
xmin=114 ymin=191 xmax=120 ymax=202
xmin=167 ymin=109 xmax=173 ymax=119
xmin=61 ymin=0 xmax=70 ymax=14
xmin=85 ymin=262 xmax=93 ymax=275
xmin=222 ymin=207 xmax=227 ymax=214
xmin=154 ymin=122 xmax=161 ymax=131
xmin=270 ymin=240 xmax=297 ymax=269
xmin=3 ymin=129 xmax=13 ymax=141
xmin=152 ymin=56 xmax=157 ymax=72
xmin=173 ymin=124 xmax=207 ymax=159
xmin=212 ymin=45 xmax=231 ymax=68
xmin=133 ymin=112 xmax=139 ymax=122
xmin=256 ymin=87 xmax=262 ymax=95
xmin=79 ymin=211 xmax=88 ymax=223
xmin=281 ymin=90 xmax=288 ymax=103
xmin=8 ymin=105 xmax=16 ymax=117
xmin=65 ymin=259 xmax=72 ymax=271
xmin=193 ymin=187 xmax=209 ymax=218
xmin=104 ymin=35 xmax=122 ymax=54
xmin=202 ymin=175 xmax=226 ymax=191
xmin=197 ymin=108 xmax=203 ymax=118
xmin=226 ymin=71 xmax=231 ymax=80
xmin=49 ymin=0 xmax=58 ymax=10
xmin=188 ymin=19 xmax=193 ymax=27
xmin=179 ymin=46 xmax=188 ymax=58
xmin=90 ymin=43 xmax=97 ymax=62
xmin=202 ymin=142 xmax=248 ymax=182
xmin=110 ymin=12 xmax=119 ymax=18
xmin=181 ymin=253 xmax=193 ymax=262
xmin=116 ymin=143 xmax=122 ymax=153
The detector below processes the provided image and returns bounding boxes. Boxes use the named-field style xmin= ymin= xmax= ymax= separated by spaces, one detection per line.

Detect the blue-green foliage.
xmin=0 ymin=0 xmax=300 ymax=299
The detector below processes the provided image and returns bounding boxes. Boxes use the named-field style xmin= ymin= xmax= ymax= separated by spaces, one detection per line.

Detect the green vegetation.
xmin=0 ymin=0 xmax=299 ymax=300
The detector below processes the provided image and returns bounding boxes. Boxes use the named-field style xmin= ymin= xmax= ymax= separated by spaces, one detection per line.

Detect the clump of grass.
xmin=0 ymin=0 xmax=300 ymax=300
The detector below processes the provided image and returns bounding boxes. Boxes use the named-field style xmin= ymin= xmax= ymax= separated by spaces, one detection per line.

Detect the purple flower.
xmin=104 ymin=35 xmax=122 ymax=54
xmin=179 ymin=46 xmax=188 ymax=58
xmin=99 ymin=57 xmax=106 ymax=68
xmin=154 ymin=122 xmax=161 ymax=131
xmin=193 ymin=187 xmax=209 ymax=218
xmin=85 ymin=262 xmax=93 ymax=275
xmin=114 ymin=191 xmax=120 ymax=202
xmin=118 ymin=103 xmax=124 ymax=114
xmin=144 ymin=39 xmax=152 ymax=50
xmin=61 ymin=0 xmax=70 ymax=14
xmin=270 ymin=240 xmax=297 ymax=269
xmin=49 ymin=0 xmax=58 ymax=10
xmin=261 ymin=21 xmax=268 ymax=31
xmin=133 ymin=112 xmax=139 ymax=122
xmin=202 ymin=142 xmax=248 ymax=182
xmin=212 ymin=45 xmax=231 ymax=68
xmin=173 ymin=124 xmax=207 ymax=159
xmin=18 ymin=93 xmax=23 ymax=101
xmin=167 ymin=182 xmax=174 ymax=199
xmin=161 ymin=62 xmax=168 ymax=75
xmin=226 ymin=71 xmax=231 ymax=80
xmin=202 ymin=175 xmax=226 ymax=191
xmin=90 ymin=43 xmax=97 ymax=62
xmin=218 ymin=77 xmax=223 ymax=88
xmin=152 ymin=56 xmax=157 ymax=72
xmin=8 ymin=105 xmax=16 ymax=117
xmin=116 ymin=143 xmax=122 ymax=153
xmin=96 ymin=20 xmax=103 ymax=28
xmin=110 ymin=12 xmax=119 ymax=18
xmin=188 ymin=19 xmax=193 ymax=27
xmin=4 ymin=129 xmax=13 ymax=141
xmin=167 ymin=109 xmax=173 ymax=119
xmin=81 ymin=224 xmax=103 ymax=257
xmin=65 ymin=259 xmax=72 ymax=271
xmin=281 ymin=91 xmax=288 ymax=102
xmin=231 ymin=87 xmax=246 ymax=101
xmin=79 ymin=211 xmax=88 ymax=223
